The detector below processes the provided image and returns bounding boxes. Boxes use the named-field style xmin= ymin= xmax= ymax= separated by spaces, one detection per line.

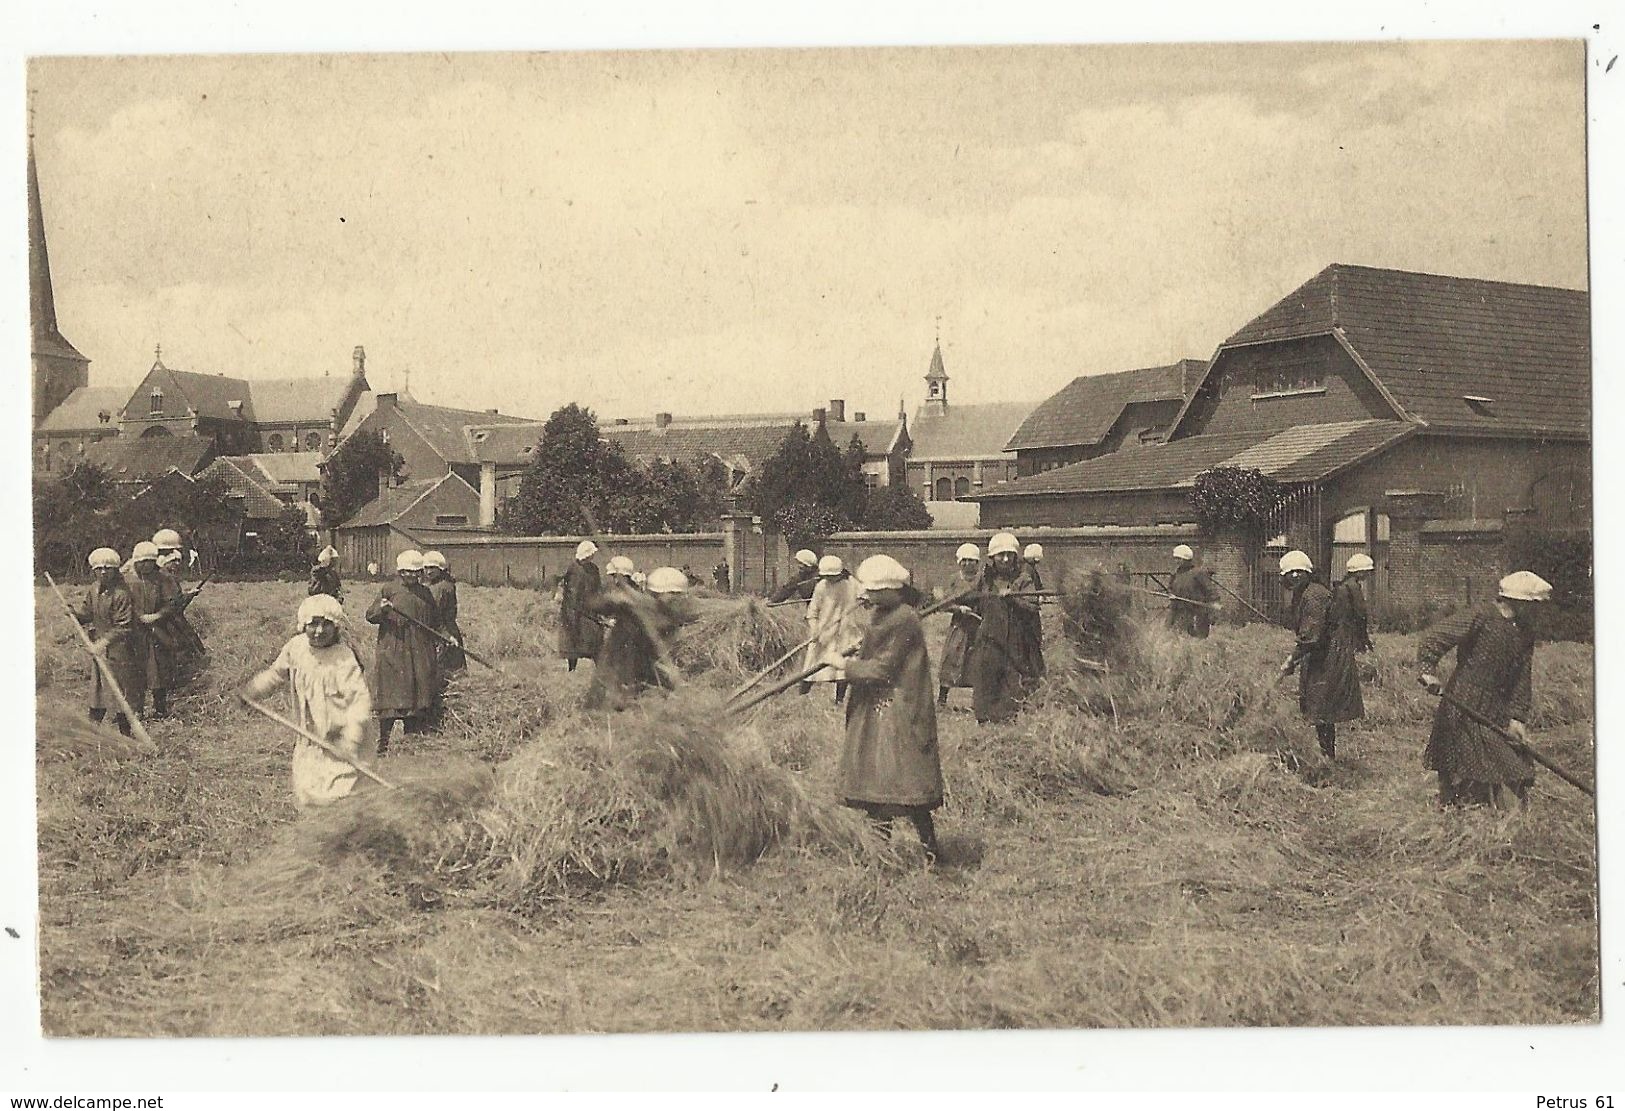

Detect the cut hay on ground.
xmin=671 ymin=596 xmax=806 ymax=684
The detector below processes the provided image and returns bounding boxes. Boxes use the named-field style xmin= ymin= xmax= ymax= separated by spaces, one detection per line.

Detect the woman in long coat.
xmin=584 ymin=566 xmax=691 ymax=710
xmin=1277 ymin=550 xmax=1364 ymax=760
xmin=840 ymin=554 xmax=943 ymax=862
xmin=558 ymin=541 xmax=604 ymax=672
xmin=1417 ymin=571 xmax=1551 ymax=808
xmin=76 ymin=547 xmax=147 ymax=737
xmin=936 ymin=544 xmax=983 ymax=706
xmin=803 ymin=555 xmax=862 ymax=704
xmin=243 ymin=593 xmax=375 ymax=809
xmin=971 ymin=533 xmax=1044 ymax=724
xmin=365 ymin=549 xmax=441 ymax=751
xmin=309 ymin=546 xmax=343 ymax=602
xmin=122 ymin=543 xmax=173 ymax=718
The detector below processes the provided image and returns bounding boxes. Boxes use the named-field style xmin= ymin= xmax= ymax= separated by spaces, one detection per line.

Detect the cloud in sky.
xmin=29 ymin=40 xmax=1586 ymax=422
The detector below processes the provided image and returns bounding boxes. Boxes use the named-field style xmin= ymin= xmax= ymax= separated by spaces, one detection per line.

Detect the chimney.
xmin=811 ymin=407 xmax=827 ymax=424
xmin=655 ymin=412 xmax=672 ymax=429
xmin=828 ymin=399 xmax=846 ymax=422
xmin=486 ymin=408 xmax=499 ymax=415
xmin=854 ymin=411 xmax=867 ymax=422
xmin=353 ymin=346 xmax=366 ymax=376
xmin=377 ymin=392 xmax=397 ymax=411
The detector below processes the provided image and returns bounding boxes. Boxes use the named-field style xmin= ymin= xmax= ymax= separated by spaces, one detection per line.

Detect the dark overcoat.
xmin=583 ymin=584 xmax=687 ymax=710
xmin=770 ymin=567 xmax=819 ymax=604
xmin=1286 ymin=580 xmax=1364 ymax=724
xmin=309 ymin=564 xmax=344 ymax=602
xmin=365 ymin=581 xmax=441 ymax=715
xmin=558 ymin=560 xmax=604 ymax=660
xmin=428 ymin=575 xmax=466 ymax=673
xmin=1417 ymin=605 xmax=1537 ymax=793
xmin=77 ymin=579 xmax=147 ymax=712
xmin=936 ymin=570 xmax=982 ymax=689
xmin=123 ymin=568 xmax=182 ymax=690
xmin=970 ymin=564 xmax=1043 ymax=723
xmin=1168 ymin=566 xmax=1218 ymax=638
xmin=840 ymin=603 xmax=944 ymax=809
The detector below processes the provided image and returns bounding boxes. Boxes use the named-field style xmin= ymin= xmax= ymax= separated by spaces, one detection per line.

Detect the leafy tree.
xmin=749 ymin=421 xmax=870 ymax=544
xmin=318 ymin=430 xmax=404 ymax=527
xmin=503 ymin=404 xmax=645 ymax=534
xmin=858 ymin=482 xmax=934 ymax=530
xmin=1190 ymin=467 xmax=1286 ymax=534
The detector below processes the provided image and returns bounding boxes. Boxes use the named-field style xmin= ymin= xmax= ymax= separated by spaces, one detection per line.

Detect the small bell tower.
xmin=922 ymin=323 xmax=949 ymax=417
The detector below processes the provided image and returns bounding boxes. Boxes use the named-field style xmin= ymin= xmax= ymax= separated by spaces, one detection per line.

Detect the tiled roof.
xmin=1199 ymin=264 xmax=1589 ymax=438
xmin=149 ymin=368 xmax=256 ymax=422
xmin=246 ymin=376 xmax=357 ymax=424
xmin=466 ymin=422 xmax=546 ymax=465
xmin=1005 ymin=360 xmax=1199 ymax=451
xmin=82 ymin=434 xmax=215 ymax=482
xmin=392 ymin=396 xmax=535 ymax=465
xmin=38 ymin=385 xmax=133 ymax=433
xmin=907 ymin=401 xmax=1034 ymax=462
xmin=341 ymin=479 xmax=444 ymax=528
xmin=197 ymin=457 xmax=289 ymax=519
xmin=239 ymin=451 xmax=324 ymax=485
xmin=977 ymin=419 xmax=1420 ymax=500
xmin=605 ymin=420 xmax=799 ymax=470
xmin=974 ymin=432 xmax=1270 ymax=498
xmin=1212 ymin=419 xmax=1418 ymax=484
xmin=824 ymin=417 xmax=905 ymax=458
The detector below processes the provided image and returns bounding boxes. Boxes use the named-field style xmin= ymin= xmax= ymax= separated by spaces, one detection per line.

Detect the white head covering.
xmin=1498 ymin=570 xmax=1553 ymax=602
xmin=646 ymin=566 xmax=688 ymax=594
xmin=1023 ymin=543 xmax=1044 ymax=562
xmin=1345 ymin=553 xmax=1375 ymax=574
xmin=955 ymin=543 xmax=980 ymax=562
xmin=606 ymin=555 xmax=635 ymax=577
xmin=1278 ymin=550 xmax=1313 ymax=575
xmin=88 ymin=547 xmax=120 ymax=570
xmin=422 ymin=550 xmax=447 ymax=570
xmin=395 ymin=549 xmax=425 ymax=572
xmin=817 ymin=554 xmax=844 ymax=577
xmin=316 ymin=545 xmax=339 ymax=565
xmin=856 ymin=554 xmax=910 ymax=591
xmin=631 ymin=570 xmax=647 ymax=587
xmin=1172 ymin=544 xmax=1195 ymax=561
xmin=988 ymin=532 xmax=1020 ymax=557
xmin=132 ymin=541 xmax=160 ymax=563
xmin=158 ymin=551 xmax=183 ymax=568
xmin=575 ymin=540 xmax=599 ymax=561
xmin=794 ymin=549 xmax=818 ymax=569
xmin=297 ymin=593 xmax=345 ymax=628
xmin=152 ymin=528 xmax=182 ymax=549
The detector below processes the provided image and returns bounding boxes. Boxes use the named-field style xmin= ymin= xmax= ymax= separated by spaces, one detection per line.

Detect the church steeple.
xmin=29 ymin=138 xmax=90 ymax=428
xmin=922 ymin=333 xmax=949 ymax=416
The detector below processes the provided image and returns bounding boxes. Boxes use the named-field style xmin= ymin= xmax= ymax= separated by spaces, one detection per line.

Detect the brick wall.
xmin=395 ymin=531 xmax=727 ymax=589
xmin=1419 ymin=521 xmax=1505 ymax=614
xmin=979 ymin=487 xmax=1194 ymax=528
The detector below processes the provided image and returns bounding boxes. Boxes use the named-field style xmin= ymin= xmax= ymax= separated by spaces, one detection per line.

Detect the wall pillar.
xmin=721 ymin=513 xmax=755 ymax=596
xmin=1501 ymin=505 xmax=1536 ymax=574
xmin=1383 ymin=490 xmax=1448 ymax=620
xmin=1201 ymin=527 xmax=1253 ymax=625
xmin=479 ymin=462 xmax=497 ymax=528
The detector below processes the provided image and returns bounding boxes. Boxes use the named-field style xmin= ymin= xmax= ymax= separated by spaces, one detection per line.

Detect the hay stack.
xmin=671 ymin=596 xmax=805 ymax=683
xmin=35 ymin=702 xmax=155 ymax=761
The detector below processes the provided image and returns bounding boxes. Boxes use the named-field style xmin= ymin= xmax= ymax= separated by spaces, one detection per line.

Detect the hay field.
xmin=32 ymin=579 xmax=1598 ymax=1036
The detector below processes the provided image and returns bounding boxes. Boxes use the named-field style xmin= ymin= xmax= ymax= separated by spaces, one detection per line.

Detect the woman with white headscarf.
xmin=559 ymin=540 xmax=604 ymax=672
xmin=242 ymin=593 xmax=374 ymax=808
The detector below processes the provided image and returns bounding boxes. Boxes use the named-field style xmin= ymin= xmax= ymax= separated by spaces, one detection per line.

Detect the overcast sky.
xmin=28 ymin=41 xmax=1587 ymax=423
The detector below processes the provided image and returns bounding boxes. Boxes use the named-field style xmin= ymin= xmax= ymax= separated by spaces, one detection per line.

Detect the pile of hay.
xmin=35 ymin=702 xmax=156 ymax=762
xmin=671 ymin=596 xmax=806 ymax=684
xmin=468 ymin=695 xmax=895 ymax=913
xmin=1053 ymin=567 xmax=1138 ymax=670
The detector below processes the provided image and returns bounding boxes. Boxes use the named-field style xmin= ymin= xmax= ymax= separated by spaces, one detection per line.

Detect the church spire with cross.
xmin=29 ymin=135 xmax=90 ymax=428
xmin=922 ymin=318 xmax=949 ymax=415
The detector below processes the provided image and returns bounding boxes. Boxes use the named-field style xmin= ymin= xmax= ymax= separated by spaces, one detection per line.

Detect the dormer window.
xmin=1464 ymin=395 xmax=1496 ymax=413
xmin=150 ymin=388 xmax=164 ymax=415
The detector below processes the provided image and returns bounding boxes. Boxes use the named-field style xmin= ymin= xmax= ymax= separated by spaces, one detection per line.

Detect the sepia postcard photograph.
xmin=12 ymin=15 xmax=1609 ymax=1085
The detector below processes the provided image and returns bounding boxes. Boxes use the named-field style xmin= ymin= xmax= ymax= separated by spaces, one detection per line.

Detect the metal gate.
xmin=1247 ymin=484 xmax=1323 ymax=624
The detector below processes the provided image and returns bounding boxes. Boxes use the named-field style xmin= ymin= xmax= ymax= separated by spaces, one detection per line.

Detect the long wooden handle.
xmin=1210 ymin=576 xmax=1273 ymax=623
xmin=1438 ymin=691 xmax=1593 ymax=798
xmin=385 ymin=602 xmax=505 ymax=673
xmin=241 ymin=696 xmax=396 ymax=789
xmin=727 ymin=661 xmax=827 ymax=715
xmin=1134 ymin=585 xmax=1222 ymax=609
xmin=44 ymin=572 xmax=155 ymax=749
xmin=728 ymin=631 xmax=820 ymax=703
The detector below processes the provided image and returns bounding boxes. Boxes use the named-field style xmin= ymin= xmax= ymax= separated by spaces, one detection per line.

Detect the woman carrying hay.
xmin=584 ymin=565 xmax=692 ymax=709
xmin=76 ymin=546 xmax=146 ymax=737
xmin=936 ymin=543 xmax=983 ymax=707
xmin=366 ymin=549 xmax=442 ymax=752
xmin=970 ymin=532 xmax=1045 ymax=724
xmin=840 ymin=554 xmax=943 ymax=862
xmin=1277 ymin=550 xmax=1364 ymax=760
xmin=802 ymin=555 xmax=862 ymax=704
xmin=242 ymin=593 xmax=375 ymax=809
xmin=558 ymin=540 xmax=604 ymax=672
xmin=309 ymin=545 xmax=343 ymax=602
xmin=1417 ymin=571 xmax=1551 ymax=809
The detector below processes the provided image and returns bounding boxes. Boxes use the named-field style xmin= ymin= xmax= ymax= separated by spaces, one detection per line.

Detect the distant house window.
xmin=305 ymin=432 xmax=322 ymax=451
xmin=934 ymin=477 xmax=951 ymax=501
xmin=267 ymin=433 xmax=285 ymax=451
xmin=150 ymin=388 xmax=163 ymax=415
xmin=953 ymin=477 xmax=970 ymax=500
xmin=864 ymin=472 xmax=879 ymax=491
xmin=434 ymin=514 xmax=469 ymax=526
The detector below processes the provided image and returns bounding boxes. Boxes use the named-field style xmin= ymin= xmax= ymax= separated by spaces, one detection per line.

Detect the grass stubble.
xmin=31 ymin=576 xmax=1597 ymax=1035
